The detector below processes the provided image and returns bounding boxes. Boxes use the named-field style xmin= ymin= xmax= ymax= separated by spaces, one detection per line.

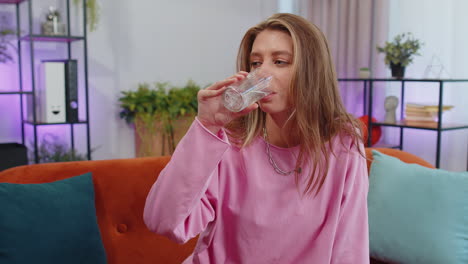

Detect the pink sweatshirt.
xmin=144 ymin=119 xmax=369 ymax=264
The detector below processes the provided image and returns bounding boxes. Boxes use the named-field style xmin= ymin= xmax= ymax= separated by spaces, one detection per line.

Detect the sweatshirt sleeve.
xmin=143 ymin=118 xmax=230 ymax=244
xmin=331 ymin=144 xmax=370 ymax=264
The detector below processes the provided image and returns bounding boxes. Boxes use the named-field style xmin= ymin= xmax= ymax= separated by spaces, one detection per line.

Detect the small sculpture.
xmin=384 ymin=96 xmax=399 ymax=124
xmin=41 ymin=6 xmax=66 ymax=36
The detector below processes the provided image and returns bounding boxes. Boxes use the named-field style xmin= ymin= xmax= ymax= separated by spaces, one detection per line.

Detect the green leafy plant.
xmin=73 ymin=0 xmax=100 ymax=32
xmin=32 ymin=134 xmax=90 ymax=163
xmin=119 ymin=80 xmax=200 ymax=156
xmin=0 ymin=28 xmax=16 ymax=63
xmin=377 ymin=32 xmax=423 ymax=67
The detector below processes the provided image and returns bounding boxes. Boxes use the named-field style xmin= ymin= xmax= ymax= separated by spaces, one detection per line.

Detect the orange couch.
xmin=0 ymin=148 xmax=433 ymax=264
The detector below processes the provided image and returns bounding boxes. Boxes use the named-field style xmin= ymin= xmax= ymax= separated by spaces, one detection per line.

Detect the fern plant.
xmin=73 ymin=0 xmax=100 ymax=32
xmin=0 ymin=28 xmax=16 ymax=63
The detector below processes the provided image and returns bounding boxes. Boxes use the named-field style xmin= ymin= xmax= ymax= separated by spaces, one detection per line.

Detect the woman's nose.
xmin=255 ymin=65 xmax=273 ymax=77
xmin=258 ymin=62 xmax=272 ymax=70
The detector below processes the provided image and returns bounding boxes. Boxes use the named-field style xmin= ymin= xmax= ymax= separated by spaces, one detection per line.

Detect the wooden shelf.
xmin=0 ymin=0 xmax=26 ymax=4
xmin=20 ymin=35 xmax=85 ymax=43
xmin=1 ymin=0 xmax=92 ymax=163
xmin=24 ymin=120 xmax=88 ymax=126
xmin=372 ymin=121 xmax=468 ymax=131
xmin=0 ymin=91 xmax=33 ymax=95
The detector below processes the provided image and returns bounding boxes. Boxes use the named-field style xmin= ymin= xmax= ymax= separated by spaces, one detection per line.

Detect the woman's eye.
xmin=275 ymin=60 xmax=288 ymax=65
xmin=250 ymin=61 xmax=262 ymax=67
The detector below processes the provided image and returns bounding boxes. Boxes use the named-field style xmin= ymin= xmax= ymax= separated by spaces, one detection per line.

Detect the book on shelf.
xmin=405 ymin=103 xmax=454 ymax=112
xmin=404 ymin=115 xmax=437 ymax=122
xmin=404 ymin=110 xmax=437 ymax=117
xmin=405 ymin=103 xmax=453 ymax=123
xmin=403 ymin=119 xmax=438 ymax=127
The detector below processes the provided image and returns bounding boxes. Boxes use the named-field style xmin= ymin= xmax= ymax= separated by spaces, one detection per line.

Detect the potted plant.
xmin=377 ymin=32 xmax=423 ymax=78
xmin=73 ymin=0 xmax=100 ymax=32
xmin=119 ymin=81 xmax=200 ymax=157
xmin=0 ymin=28 xmax=16 ymax=64
xmin=32 ymin=134 xmax=90 ymax=163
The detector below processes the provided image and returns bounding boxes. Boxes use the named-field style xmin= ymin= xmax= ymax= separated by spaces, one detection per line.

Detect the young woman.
xmin=144 ymin=13 xmax=369 ymax=264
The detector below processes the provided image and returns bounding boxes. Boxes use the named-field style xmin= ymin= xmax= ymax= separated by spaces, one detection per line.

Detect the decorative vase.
xmin=358 ymin=68 xmax=371 ymax=79
xmin=41 ymin=21 xmax=66 ymax=36
xmin=357 ymin=115 xmax=382 ymax=147
xmin=41 ymin=6 xmax=67 ymax=36
xmin=390 ymin=63 xmax=405 ymax=79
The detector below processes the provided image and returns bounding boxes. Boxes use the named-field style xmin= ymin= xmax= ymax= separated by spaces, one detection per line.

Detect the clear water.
xmin=223 ymin=76 xmax=272 ymax=112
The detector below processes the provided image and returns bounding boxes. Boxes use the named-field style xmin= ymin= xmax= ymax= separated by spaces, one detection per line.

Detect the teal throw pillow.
xmin=0 ymin=173 xmax=107 ymax=264
xmin=368 ymin=150 xmax=468 ymax=264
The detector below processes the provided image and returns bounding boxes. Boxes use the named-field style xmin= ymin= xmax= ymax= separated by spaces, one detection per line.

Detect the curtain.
xmin=297 ymin=0 xmax=389 ymax=117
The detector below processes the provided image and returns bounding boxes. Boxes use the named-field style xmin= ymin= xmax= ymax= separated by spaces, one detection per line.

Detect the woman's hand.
xmin=197 ymin=71 xmax=259 ymax=134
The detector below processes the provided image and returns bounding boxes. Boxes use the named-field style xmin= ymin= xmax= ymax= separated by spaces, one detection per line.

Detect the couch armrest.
xmin=365 ymin=147 xmax=435 ymax=174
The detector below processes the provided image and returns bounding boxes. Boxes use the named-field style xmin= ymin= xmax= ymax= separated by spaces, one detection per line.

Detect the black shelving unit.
xmin=0 ymin=0 xmax=91 ymax=163
xmin=339 ymin=78 xmax=468 ymax=169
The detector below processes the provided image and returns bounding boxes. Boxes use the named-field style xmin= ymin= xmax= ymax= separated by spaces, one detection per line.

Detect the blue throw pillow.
xmin=368 ymin=150 xmax=468 ymax=264
xmin=0 ymin=172 xmax=107 ymax=264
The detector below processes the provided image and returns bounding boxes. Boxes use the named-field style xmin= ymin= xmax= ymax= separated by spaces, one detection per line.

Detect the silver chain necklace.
xmin=263 ymin=127 xmax=302 ymax=175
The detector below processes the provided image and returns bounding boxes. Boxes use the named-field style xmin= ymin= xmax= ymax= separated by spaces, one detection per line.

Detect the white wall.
xmin=87 ymin=0 xmax=277 ymax=159
xmin=384 ymin=0 xmax=468 ymax=171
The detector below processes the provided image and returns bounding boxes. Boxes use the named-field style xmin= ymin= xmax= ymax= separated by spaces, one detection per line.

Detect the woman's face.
xmin=250 ymin=29 xmax=294 ymax=116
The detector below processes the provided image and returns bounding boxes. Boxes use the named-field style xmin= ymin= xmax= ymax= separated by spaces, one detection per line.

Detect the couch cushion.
xmin=368 ymin=150 xmax=468 ymax=264
xmin=0 ymin=172 xmax=107 ymax=264
xmin=0 ymin=157 xmax=198 ymax=264
xmin=365 ymin=147 xmax=435 ymax=173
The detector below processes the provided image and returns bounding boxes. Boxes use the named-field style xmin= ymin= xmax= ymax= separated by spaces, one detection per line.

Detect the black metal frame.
xmin=0 ymin=0 xmax=91 ymax=162
xmin=339 ymin=78 xmax=468 ymax=169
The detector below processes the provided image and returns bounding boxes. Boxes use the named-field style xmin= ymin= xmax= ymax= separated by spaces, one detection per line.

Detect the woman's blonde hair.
xmin=226 ymin=13 xmax=363 ymax=196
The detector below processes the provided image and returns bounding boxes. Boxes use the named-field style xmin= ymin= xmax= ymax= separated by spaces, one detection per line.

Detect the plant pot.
xmin=134 ymin=120 xmax=163 ymax=157
xmin=390 ymin=63 xmax=405 ymax=79
xmin=358 ymin=68 xmax=371 ymax=79
xmin=134 ymin=115 xmax=195 ymax=157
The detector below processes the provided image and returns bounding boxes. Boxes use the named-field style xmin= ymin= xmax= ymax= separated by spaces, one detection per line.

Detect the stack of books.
xmin=404 ymin=103 xmax=454 ymax=127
